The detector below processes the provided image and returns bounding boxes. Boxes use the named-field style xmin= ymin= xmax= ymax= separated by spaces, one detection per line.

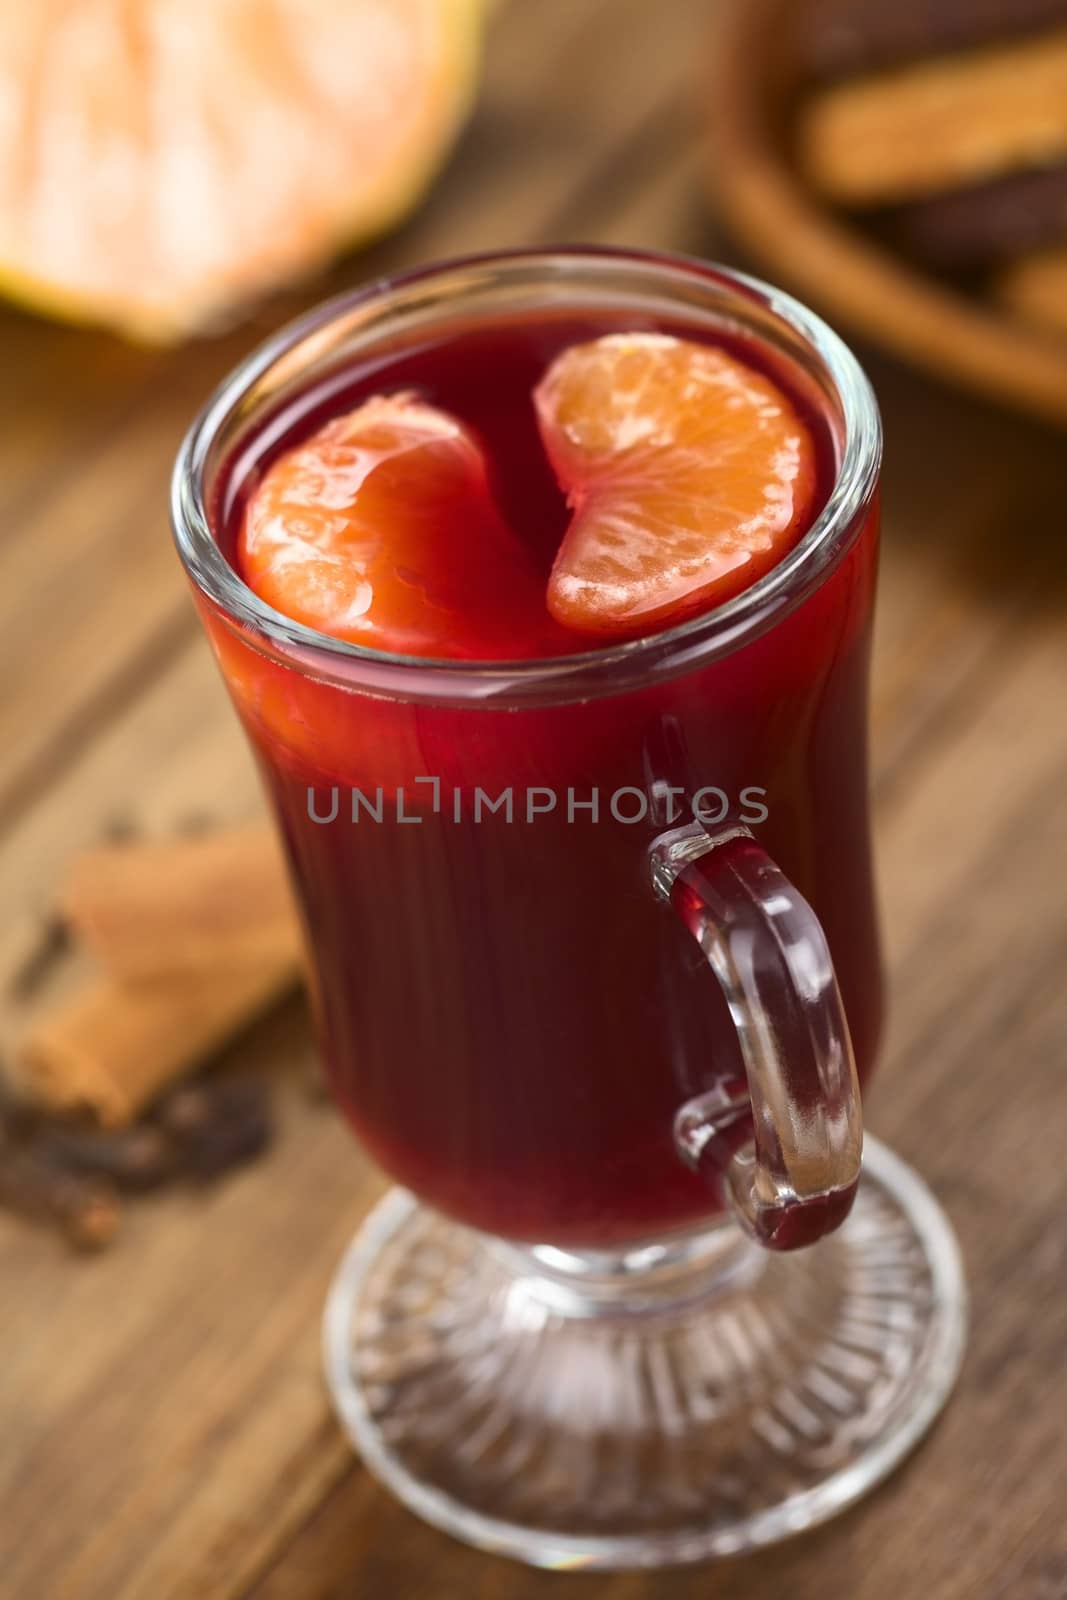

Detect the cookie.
xmin=800 ymin=30 xmax=1067 ymax=206
xmin=802 ymin=0 xmax=1067 ymax=81
xmin=998 ymin=245 xmax=1067 ymax=335
xmin=883 ymin=163 xmax=1067 ymax=269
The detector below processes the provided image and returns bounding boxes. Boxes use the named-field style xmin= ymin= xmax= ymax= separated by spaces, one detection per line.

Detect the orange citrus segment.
xmin=240 ymin=393 xmax=545 ymax=660
xmin=0 ymin=0 xmax=484 ymax=339
xmin=534 ymin=334 xmax=818 ymax=636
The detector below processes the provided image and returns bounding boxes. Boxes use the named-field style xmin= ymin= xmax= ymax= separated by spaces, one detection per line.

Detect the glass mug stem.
xmin=650 ymin=823 xmax=863 ymax=1250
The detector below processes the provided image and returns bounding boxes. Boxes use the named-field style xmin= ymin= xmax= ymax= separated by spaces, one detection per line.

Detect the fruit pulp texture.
xmin=209 ymin=308 xmax=882 ymax=1247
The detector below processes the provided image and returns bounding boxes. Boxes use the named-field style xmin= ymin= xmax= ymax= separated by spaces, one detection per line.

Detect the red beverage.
xmin=192 ymin=265 xmax=881 ymax=1247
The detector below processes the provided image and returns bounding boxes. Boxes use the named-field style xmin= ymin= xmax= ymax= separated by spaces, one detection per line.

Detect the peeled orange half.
xmin=535 ymin=334 xmax=817 ymax=637
xmin=0 ymin=0 xmax=486 ymax=339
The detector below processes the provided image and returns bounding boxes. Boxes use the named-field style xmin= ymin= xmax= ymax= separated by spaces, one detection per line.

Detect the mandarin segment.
xmin=534 ymin=334 xmax=817 ymax=636
xmin=239 ymin=393 xmax=552 ymax=660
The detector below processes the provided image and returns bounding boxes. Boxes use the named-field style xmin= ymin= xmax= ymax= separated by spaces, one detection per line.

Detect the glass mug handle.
xmin=650 ymin=822 xmax=863 ymax=1251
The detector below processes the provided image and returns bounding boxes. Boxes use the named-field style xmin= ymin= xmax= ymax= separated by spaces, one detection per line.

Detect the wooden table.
xmin=1 ymin=3 xmax=1065 ymax=1597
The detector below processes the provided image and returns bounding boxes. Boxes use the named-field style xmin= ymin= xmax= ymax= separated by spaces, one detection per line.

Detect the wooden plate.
xmin=707 ymin=0 xmax=1067 ymax=429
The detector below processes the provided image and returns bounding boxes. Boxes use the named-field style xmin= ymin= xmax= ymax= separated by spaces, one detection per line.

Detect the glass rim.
xmin=171 ymin=246 xmax=882 ymax=704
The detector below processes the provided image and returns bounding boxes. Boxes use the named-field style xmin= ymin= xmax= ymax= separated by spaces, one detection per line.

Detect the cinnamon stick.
xmin=60 ymin=825 xmax=301 ymax=982
xmin=13 ymin=957 xmax=298 ymax=1127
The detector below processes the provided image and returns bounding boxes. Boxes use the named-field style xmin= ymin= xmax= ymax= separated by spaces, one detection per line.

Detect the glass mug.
xmin=173 ymin=250 xmax=965 ymax=1568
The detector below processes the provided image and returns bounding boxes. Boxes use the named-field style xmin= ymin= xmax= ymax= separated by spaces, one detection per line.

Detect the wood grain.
xmin=2 ymin=1 xmax=1066 ymax=1597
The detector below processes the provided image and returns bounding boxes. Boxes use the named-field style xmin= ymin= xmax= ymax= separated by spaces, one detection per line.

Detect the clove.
xmin=40 ymin=1123 xmax=176 ymax=1193
xmin=0 ymin=1145 xmax=120 ymax=1251
xmin=156 ymin=1076 xmax=274 ymax=1180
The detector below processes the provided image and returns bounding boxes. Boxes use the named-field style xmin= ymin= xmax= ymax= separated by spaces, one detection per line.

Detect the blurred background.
xmin=1 ymin=3 xmax=1064 ymax=1598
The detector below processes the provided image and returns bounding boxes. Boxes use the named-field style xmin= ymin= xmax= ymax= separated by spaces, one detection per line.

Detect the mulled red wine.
xmin=200 ymin=305 xmax=881 ymax=1246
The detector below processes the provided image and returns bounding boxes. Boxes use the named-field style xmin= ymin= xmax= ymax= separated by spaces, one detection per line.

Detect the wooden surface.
xmin=1 ymin=3 xmax=1065 ymax=1597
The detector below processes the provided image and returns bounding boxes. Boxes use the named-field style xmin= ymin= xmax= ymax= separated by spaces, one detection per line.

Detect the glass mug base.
xmin=322 ymin=1136 xmax=966 ymax=1570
